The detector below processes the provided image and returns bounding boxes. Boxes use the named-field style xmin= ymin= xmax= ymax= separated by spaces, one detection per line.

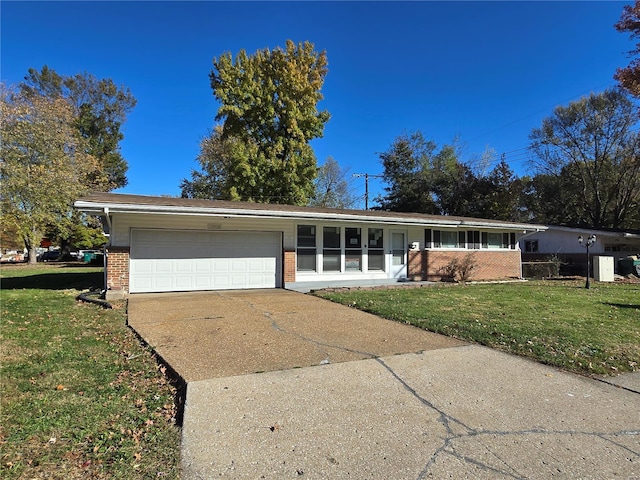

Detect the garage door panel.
xmin=194 ymin=277 xmax=212 ymax=288
xmin=175 ymin=276 xmax=194 ymax=288
xmin=247 ymin=275 xmax=266 ymax=287
xmin=131 ymin=261 xmax=153 ymax=274
xmin=194 ymin=261 xmax=212 ymax=272
xmin=155 ymin=261 xmax=174 ymax=273
xmin=132 ymin=277 xmax=153 ymax=290
xmin=175 ymin=262 xmax=193 ymax=273
xmin=231 ymin=259 xmax=246 ymax=271
xmin=155 ymin=277 xmax=173 ymax=289
xmin=130 ymin=229 xmax=281 ymax=293
xmin=213 ymin=276 xmax=230 ymax=287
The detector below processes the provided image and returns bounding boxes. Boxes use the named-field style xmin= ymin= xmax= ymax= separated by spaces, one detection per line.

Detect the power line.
xmin=352 ymin=173 xmax=383 ymax=210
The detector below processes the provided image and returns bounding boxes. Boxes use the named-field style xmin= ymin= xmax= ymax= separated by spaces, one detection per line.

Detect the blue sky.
xmin=1 ymin=1 xmax=631 ymax=208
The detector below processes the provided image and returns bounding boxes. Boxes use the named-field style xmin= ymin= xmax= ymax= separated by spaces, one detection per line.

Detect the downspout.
xmin=103 ymin=207 xmax=112 ymax=297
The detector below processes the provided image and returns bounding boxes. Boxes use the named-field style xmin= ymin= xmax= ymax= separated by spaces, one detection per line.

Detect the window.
xmin=525 ymin=240 xmax=539 ymax=253
xmin=392 ymin=232 xmax=405 ymax=265
xmin=428 ymin=229 xmax=512 ymax=249
xmin=440 ymin=230 xmax=458 ymax=248
xmin=428 ymin=229 xmax=466 ymax=248
xmin=368 ymin=228 xmax=384 ymax=271
xmin=424 ymin=229 xmax=432 ymax=249
xmin=484 ymin=232 xmax=503 ymax=248
xmin=297 ymin=225 xmax=316 ymax=271
xmin=323 ymin=227 xmax=341 ymax=271
xmin=502 ymin=233 xmax=516 ymax=249
xmin=468 ymin=231 xmax=480 ymax=249
xmin=458 ymin=231 xmax=466 ymax=248
xmin=345 ymin=228 xmax=362 ymax=271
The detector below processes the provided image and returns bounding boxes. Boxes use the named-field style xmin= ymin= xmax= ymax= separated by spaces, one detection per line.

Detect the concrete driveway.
xmin=127 ymin=290 xmax=640 ymax=479
xmin=127 ymin=289 xmax=465 ymax=382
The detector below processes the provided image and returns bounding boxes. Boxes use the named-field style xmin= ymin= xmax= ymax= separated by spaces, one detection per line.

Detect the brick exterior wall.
xmin=409 ymin=250 xmax=522 ymax=281
xmin=408 ymin=250 xmax=427 ymax=281
xmin=105 ymin=246 xmax=130 ymax=298
xmin=283 ymin=249 xmax=296 ymax=283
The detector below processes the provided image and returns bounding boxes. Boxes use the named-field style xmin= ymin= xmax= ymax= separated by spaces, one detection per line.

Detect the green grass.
xmin=1 ymin=264 xmax=181 ymax=479
xmin=316 ymin=280 xmax=640 ymax=375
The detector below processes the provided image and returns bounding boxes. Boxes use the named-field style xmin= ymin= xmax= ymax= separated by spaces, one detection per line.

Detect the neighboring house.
xmin=520 ymin=225 xmax=640 ymax=275
xmin=74 ymin=193 xmax=546 ymax=299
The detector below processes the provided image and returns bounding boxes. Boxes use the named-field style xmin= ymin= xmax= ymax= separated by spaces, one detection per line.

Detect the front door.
xmin=390 ymin=231 xmax=407 ymax=279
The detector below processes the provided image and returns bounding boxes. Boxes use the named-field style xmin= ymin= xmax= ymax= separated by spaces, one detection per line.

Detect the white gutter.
xmin=103 ymin=207 xmax=112 ymax=239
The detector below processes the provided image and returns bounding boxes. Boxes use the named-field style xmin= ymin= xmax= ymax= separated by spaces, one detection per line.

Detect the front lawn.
xmin=1 ymin=264 xmax=181 ymax=479
xmin=316 ymin=280 xmax=640 ymax=375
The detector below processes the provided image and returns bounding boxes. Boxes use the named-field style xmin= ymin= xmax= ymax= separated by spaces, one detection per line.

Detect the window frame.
xmin=296 ymin=224 xmax=317 ymax=272
xmin=322 ymin=226 xmax=342 ymax=272
xmin=426 ymin=229 xmax=515 ymax=250
xmin=345 ymin=227 xmax=362 ymax=271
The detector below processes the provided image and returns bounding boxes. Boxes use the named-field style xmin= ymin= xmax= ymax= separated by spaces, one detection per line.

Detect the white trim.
xmin=74 ymin=199 xmax=545 ymax=231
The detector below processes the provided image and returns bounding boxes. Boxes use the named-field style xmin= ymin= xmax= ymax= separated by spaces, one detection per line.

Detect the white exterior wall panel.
xmin=110 ymin=213 xmax=295 ymax=248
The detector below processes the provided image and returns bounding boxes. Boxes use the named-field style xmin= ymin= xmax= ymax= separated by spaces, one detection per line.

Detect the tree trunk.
xmin=25 ymin=235 xmax=38 ymax=264
xmin=60 ymin=238 xmax=72 ymax=261
xmin=28 ymin=247 xmax=38 ymax=264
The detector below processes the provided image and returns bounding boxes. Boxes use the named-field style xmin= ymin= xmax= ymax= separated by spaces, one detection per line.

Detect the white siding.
xmin=111 ymin=213 xmax=295 ymax=248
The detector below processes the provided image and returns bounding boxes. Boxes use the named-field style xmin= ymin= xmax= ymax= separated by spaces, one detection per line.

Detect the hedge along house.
xmin=74 ymin=193 xmax=546 ymax=299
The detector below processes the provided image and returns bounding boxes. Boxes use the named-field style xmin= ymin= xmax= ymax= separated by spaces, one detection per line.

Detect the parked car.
xmin=38 ymin=250 xmax=60 ymax=262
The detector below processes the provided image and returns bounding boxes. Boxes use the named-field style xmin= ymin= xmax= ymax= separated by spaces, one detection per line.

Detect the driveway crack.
xmin=222 ymin=293 xmax=378 ymax=363
xmin=267 ymin=311 xmax=377 ymax=361
xmin=375 ymin=358 xmax=640 ymax=480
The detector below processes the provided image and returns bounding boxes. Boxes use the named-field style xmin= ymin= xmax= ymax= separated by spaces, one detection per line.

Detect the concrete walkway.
xmin=127 ymin=290 xmax=640 ymax=479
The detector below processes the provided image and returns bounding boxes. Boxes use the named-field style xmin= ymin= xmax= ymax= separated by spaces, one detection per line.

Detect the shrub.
xmin=441 ymin=253 xmax=478 ymax=283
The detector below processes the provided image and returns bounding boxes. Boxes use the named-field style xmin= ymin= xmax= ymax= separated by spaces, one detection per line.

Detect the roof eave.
xmin=74 ymin=200 xmax=546 ymax=231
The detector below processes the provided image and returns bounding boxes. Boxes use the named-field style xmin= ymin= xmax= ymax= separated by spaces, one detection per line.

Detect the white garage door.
xmin=129 ymin=229 xmax=281 ymax=293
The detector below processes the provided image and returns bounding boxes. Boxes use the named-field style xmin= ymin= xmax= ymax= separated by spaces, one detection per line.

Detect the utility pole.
xmin=352 ymin=173 xmax=383 ymax=210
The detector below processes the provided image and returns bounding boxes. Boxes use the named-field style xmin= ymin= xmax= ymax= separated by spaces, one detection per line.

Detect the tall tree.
xmin=377 ymin=132 xmax=490 ymax=217
xmin=180 ymin=125 xmax=236 ymax=200
xmin=187 ymin=40 xmax=330 ymax=205
xmin=376 ymin=131 xmax=439 ymax=213
xmin=309 ymin=156 xmax=357 ymax=209
xmin=20 ymin=65 xmax=136 ymax=190
xmin=475 ymin=158 xmax=527 ymax=222
xmin=528 ymin=88 xmax=640 ymax=229
xmin=430 ymin=143 xmax=480 ymax=217
xmin=1 ymin=86 xmax=99 ymax=263
xmin=615 ymin=1 xmax=640 ymax=97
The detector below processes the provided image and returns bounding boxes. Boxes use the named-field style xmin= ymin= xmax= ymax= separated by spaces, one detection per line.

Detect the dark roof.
xmin=75 ymin=192 xmax=545 ymax=230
